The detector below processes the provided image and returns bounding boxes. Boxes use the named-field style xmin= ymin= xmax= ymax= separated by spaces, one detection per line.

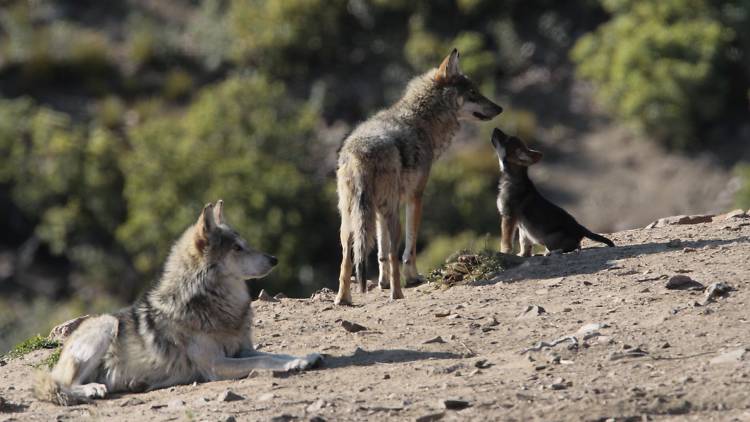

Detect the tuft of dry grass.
xmin=426 ymin=249 xmax=522 ymax=288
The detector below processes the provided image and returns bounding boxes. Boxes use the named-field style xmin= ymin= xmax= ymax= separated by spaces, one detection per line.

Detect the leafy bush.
xmin=571 ymin=0 xmax=737 ymax=148
xmin=117 ymin=74 xmax=337 ymax=295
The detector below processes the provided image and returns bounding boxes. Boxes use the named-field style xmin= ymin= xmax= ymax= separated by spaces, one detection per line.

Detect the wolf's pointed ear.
xmin=213 ymin=199 xmax=224 ymax=225
xmin=435 ymin=48 xmax=460 ymax=83
xmin=195 ymin=203 xmax=216 ymax=252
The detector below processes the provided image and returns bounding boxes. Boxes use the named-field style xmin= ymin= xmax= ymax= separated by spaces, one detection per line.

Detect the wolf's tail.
xmin=580 ymin=226 xmax=615 ymax=247
xmin=33 ymin=364 xmax=88 ymax=406
xmin=340 ymin=164 xmax=376 ymax=293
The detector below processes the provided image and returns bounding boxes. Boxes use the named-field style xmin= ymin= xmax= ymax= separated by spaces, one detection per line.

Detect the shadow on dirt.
xmin=322 ymin=348 xmax=462 ymax=369
xmin=475 ymin=236 xmax=749 ymax=285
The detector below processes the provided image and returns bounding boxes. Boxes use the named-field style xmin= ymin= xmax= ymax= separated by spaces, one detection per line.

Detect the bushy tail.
xmin=34 ymin=368 xmax=88 ymax=406
xmin=341 ymin=164 xmax=376 ymax=293
xmin=581 ymin=226 xmax=615 ymax=247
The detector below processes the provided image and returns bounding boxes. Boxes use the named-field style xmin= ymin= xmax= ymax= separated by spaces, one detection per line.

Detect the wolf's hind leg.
xmin=386 ymin=209 xmax=404 ymax=300
xmin=376 ymin=213 xmax=391 ymax=290
xmin=36 ymin=315 xmax=117 ymax=404
xmin=402 ymin=196 xmax=423 ymax=284
xmin=335 ymin=228 xmax=353 ymax=306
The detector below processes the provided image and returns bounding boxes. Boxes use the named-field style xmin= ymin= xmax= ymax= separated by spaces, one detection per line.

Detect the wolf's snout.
xmin=266 ymin=255 xmax=278 ymax=266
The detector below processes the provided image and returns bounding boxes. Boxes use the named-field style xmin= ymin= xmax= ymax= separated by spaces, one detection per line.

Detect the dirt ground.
xmin=2 ymin=215 xmax=750 ymax=422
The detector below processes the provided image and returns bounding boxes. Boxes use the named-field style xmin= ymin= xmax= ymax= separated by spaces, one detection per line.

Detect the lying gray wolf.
xmin=491 ymin=128 xmax=615 ymax=256
xmin=34 ymin=200 xmax=322 ymax=405
xmin=335 ymin=49 xmax=503 ymax=305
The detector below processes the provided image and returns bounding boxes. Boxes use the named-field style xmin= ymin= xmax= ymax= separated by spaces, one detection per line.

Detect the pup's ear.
xmin=491 ymin=128 xmax=507 ymax=147
xmin=435 ymin=48 xmax=461 ymax=83
xmin=195 ymin=202 xmax=216 ymax=252
xmin=515 ymin=148 xmax=544 ymax=166
xmin=213 ymin=199 xmax=224 ymax=225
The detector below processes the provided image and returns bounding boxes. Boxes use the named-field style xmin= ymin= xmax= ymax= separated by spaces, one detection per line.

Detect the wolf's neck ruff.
xmin=396 ymin=70 xmax=461 ymax=158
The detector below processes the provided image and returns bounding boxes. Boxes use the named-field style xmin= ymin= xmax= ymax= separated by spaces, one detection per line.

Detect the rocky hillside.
xmin=1 ymin=211 xmax=749 ymax=421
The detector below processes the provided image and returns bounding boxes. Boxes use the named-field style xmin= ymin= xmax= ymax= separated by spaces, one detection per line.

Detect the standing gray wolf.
xmin=491 ymin=128 xmax=614 ymax=256
xmin=34 ymin=200 xmax=322 ymax=405
xmin=335 ymin=49 xmax=503 ymax=305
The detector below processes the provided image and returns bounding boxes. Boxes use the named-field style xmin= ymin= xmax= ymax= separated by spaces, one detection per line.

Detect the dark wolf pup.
xmin=491 ymin=128 xmax=614 ymax=256
xmin=35 ymin=200 xmax=322 ymax=405
xmin=336 ymin=49 xmax=503 ymax=305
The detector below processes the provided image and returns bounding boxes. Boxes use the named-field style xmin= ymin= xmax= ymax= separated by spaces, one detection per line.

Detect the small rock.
xmin=306 ymin=399 xmax=327 ymax=413
xmin=447 ymin=314 xmax=461 ymax=320
xmin=702 ymin=282 xmax=734 ymax=305
xmin=120 ymin=397 xmax=145 ymax=407
xmin=415 ymin=412 xmax=445 ymax=422
xmin=441 ymin=399 xmax=470 ymax=410
xmin=434 ymin=310 xmax=451 ymax=317
xmin=518 ymin=305 xmax=546 ymax=318
xmin=383 ymin=374 xmax=390 ymax=380
xmin=0 ymin=360 xmax=5 ymax=367
xmin=167 ymin=399 xmax=185 ymax=409
xmin=270 ymin=414 xmax=296 ymax=422
xmin=716 ymin=209 xmax=747 ymax=221
xmin=48 ymin=315 xmax=91 ymax=343
xmin=310 ymin=287 xmax=334 ymax=301
xmin=474 ymin=359 xmax=492 ymax=369
xmin=258 ymin=392 xmax=275 ymax=401
xmin=258 ymin=289 xmax=279 ymax=302
xmin=341 ymin=320 xmax=367 ymax=333
xmin=549 ymin=382 xmax=567 ymax=390
xmin=665 ymin=275 xmax=704 ymax=290
xmin=649 ymin=214 xmax=713 ymax=228
xmin=274 ymin=292 xmax=288 ymax=300
xmin=710 ymin=348 xmax=747 ymax=365
xmin=225 ymin=417 xmax=237 ymax=422
xmin=423 ymin=336 xmax=446 ymax=344
xmin=217 ymin=390 xmax=245 ymax=402
xmin=309 ymin=417 xmax=326 ymax=422
xmin=666 ymin=239 xmax=682 ymax=248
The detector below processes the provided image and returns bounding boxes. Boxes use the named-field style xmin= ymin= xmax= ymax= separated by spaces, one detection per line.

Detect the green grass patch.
xmin=426 ymin=249 xmax=523 ymax=288
xmin=5 ymin=334 xmax=60 ymax=360
xmin=37 ymin=347 xmax=62 ymax=369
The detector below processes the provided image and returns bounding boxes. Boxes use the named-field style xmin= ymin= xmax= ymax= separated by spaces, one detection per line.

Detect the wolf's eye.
xmin=232 ymin=244 xmax=243 ymax=252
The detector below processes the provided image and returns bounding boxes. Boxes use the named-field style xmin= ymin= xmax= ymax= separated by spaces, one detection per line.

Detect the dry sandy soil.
xmin=2 ymin=214 xmax=750 ymax=422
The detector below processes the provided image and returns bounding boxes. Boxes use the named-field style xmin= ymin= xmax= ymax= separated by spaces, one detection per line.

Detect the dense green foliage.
xmin=572 ymin=0 xmax=750 ymax=148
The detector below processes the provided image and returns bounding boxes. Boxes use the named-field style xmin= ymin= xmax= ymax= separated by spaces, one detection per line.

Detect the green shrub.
xmin=117 ymin=74 xmax=336 ymax=295
xmin=571 ymin=0 xmax=735 ymax=148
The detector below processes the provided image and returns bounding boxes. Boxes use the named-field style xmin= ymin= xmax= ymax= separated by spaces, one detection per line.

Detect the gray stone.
xmin=217 ymin=390 xmax=245 ymax=402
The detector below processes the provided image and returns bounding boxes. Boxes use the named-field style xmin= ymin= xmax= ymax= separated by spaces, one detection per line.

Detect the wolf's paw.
xmin=377 ymin=279 xmax=389 ymax=290
xmin=389 ymin=290 xmax=405 ymax=301
xmin=80 ymin=383 xmax=108 ymax=399
xmin=285 ymin=353 xmax=323 ymax=371
xmin=404 ymin=274 xmax=425 ymax=288
xmin=334 ymin=293 xmax=352 ymax=306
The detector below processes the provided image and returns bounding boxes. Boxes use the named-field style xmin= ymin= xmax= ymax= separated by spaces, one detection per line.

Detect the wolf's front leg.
xmin=191 ymin=340 xmax=322 ymax=380
xmin=402 ymin=196 xmax=424 ymax=285
xmin=500 ymin=215 xmax=517 ymax=254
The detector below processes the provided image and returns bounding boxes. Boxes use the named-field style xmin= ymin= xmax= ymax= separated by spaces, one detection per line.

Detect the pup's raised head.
xmin=491 ymin=128 xmax=543 ymax=171
xmin=193 ymin=200 xmax=277 ymax=280
xmin=433 ymin=49 xmax=503 ymax=121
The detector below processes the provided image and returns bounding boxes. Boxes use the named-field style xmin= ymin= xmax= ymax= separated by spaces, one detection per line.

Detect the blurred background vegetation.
xmin=1 ymin=0 xmax=749 ymax=352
